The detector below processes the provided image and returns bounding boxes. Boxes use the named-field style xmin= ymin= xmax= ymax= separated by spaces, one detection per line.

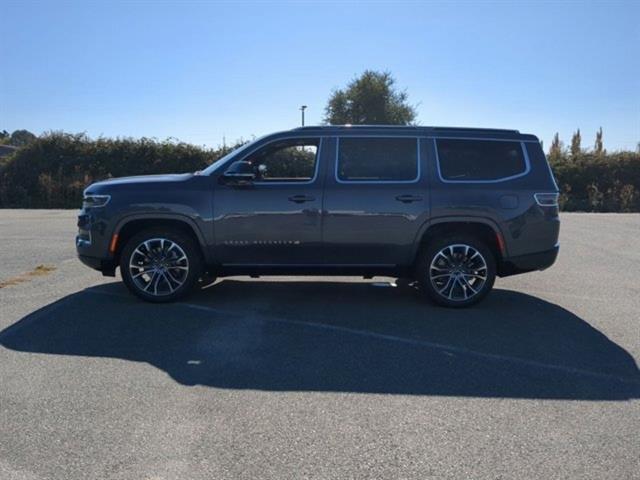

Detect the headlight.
xmin=82 ymin=194 xmax=111 ymax=209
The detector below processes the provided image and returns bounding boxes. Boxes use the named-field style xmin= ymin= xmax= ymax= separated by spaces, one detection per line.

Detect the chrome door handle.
xmin=395 ymin=194 xmax=423 ymax=203
xmin=288 ymin=195 xmax=315 ymax=203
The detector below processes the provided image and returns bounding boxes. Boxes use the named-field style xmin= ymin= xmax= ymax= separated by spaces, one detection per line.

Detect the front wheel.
xmin=120 ymin=228 xmax=202 ymax=303
xmin=416 ymin=235 xmax=496 ymax=308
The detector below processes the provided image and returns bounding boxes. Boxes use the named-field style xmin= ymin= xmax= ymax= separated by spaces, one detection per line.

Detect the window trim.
xmin=433 ymin=137 xmax=531 ymax=184
xmin=334 ymin=136 xmax=421 ymax=184
xmin=235 ymin=136 xmax=323 ymax=185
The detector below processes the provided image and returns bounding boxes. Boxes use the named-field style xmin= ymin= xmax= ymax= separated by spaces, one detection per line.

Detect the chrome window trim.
xmin=334 ymin=136 xmax=421 ymax=184
xmin=240 ymin=136 xmax=324 ymax=186
xmin=432 ymin=137 xmax=531 ymax=184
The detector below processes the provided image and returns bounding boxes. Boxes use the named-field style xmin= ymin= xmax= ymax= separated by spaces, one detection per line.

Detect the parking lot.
xmin=0 ymin=210 xmax=639 ymax=479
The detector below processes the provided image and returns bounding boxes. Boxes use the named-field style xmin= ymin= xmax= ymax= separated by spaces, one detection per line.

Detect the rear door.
xmin=322 ymin=136 xmax=430 ymax=266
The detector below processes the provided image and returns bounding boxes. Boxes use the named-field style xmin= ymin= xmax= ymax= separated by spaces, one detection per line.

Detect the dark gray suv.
xmin=76 ymin=125 xmax=560 ymax=307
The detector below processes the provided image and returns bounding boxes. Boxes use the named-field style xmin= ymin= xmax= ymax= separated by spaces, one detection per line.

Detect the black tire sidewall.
xmin=119 ymin=228 xmax=202 ymax=303
xmin=417 ymin=235 xmax=496 ymax=308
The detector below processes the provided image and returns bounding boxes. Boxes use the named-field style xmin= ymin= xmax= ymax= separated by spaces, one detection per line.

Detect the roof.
xmin=291 ymin=125 xmax=538 ymax=141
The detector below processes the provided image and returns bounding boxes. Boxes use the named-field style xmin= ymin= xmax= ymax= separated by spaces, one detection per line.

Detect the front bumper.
xmin=77 ymin=251 xmax=117 ymax=276
xmin=78 ymin=253 xmax=103 ymax=270
xmin=76 ymin=210 xmax=116 ymax=276
xmin=498 ymin=244 xmax=559 ymax=277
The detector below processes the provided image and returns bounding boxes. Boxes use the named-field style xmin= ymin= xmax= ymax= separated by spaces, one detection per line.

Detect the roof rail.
xmin=431 ymin=126 xmax=520 ymax=134
xmin=294 ymin=125 xmax=420 ymax=130
xmin=294 ymin=125 xmax=520 ymax=134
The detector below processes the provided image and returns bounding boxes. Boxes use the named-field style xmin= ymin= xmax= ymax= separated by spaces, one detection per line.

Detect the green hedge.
xmin=550 ymin=152 xmax=640 ymax=212
xmin=0 ymin=133 xmax=224 ymax=208
xmin=0 ymin=132 xmax=639 ymax=211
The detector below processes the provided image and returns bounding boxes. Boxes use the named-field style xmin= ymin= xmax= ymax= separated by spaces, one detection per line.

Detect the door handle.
xmin=395 ymin=194 xmax=423 ymax=203
xmin=288 ymin=195 xmax=316 ymax=203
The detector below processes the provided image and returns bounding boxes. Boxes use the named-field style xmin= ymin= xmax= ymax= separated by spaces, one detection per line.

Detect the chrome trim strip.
xmin=432 ymin=138 xmax=531 ymax=184
xmin=334 ymin=136 xmax=421 ymax=184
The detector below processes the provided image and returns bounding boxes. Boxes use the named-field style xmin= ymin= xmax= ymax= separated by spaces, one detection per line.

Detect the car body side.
xmin=77 ymin=127 xmax=559 ymax=279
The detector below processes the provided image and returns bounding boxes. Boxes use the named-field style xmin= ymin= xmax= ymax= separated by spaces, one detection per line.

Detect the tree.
xmin=549 ymin=132 xmax=563 ymax=162
xmin=324 ymin=70 xmax=417 ymax=125
xmin=594 ymin=127 xmax=604 ymax=155
xmin=9 ymin=129 xmax=36 ymax=147
xmin=570 ymin=129 xmax=582 ymax=158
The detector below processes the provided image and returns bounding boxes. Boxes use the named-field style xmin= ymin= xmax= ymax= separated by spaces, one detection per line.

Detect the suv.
xmin=77 ymin=125 xmax=560 ymax=307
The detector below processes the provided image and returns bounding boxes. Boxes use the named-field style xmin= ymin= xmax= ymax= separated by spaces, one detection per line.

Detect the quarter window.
xmin=337 ymin=137 xmax=418 ymax=182
xmin=436 ymin=139 xmax=527 ymax=181
xmin=245 ymin=138 xmax=319 ymax=182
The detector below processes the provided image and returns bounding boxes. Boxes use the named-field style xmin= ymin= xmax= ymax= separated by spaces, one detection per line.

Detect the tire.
xmin=119 ymin=228 xmax=203 ymax=303
xmin=416 ymin=235 xmax=496 ymax=308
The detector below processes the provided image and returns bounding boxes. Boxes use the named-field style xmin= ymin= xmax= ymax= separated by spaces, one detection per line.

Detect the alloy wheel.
xmin=429 ymin=244 xmax=488 ymax=302
xmin=128 ymin=238 xmax=189 ymax=296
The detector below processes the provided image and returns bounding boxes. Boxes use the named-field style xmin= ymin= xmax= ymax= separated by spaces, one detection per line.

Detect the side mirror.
xmin=221 ymin=161 xmax=255 ymax=184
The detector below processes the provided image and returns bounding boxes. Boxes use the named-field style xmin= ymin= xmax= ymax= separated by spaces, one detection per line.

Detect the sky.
xmin=1 ymin=0 xmax=639 ymax=152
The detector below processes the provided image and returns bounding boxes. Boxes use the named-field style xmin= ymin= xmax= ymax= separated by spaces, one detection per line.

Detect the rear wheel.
xmin=120 ymin=228 xmax=202 ymax=302
xmin=416 ymin=235 xmax=496 ymax=308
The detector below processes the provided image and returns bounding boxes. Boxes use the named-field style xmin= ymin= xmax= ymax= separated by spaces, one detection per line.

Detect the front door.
xmin=213 ymin=137 xmax=324 ymax=266
xmin=322 ymin=136 xmax=429 ymax=266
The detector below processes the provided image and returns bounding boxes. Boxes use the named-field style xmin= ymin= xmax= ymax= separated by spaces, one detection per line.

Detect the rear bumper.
xmin=498 ymin=245 xmax=559 ymax=277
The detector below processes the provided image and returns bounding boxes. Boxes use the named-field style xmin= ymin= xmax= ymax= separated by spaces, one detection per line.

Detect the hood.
xmin=85 ymin=173 xmax=195 ymax=195
xmin=87 ymin=173 xmax=194 ymax=191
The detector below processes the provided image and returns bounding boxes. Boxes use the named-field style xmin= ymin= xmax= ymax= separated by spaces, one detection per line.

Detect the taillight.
xmin=534 ymin=193 xmax=559 ymax=207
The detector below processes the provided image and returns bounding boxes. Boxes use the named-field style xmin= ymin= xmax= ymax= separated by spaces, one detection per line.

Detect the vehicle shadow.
xmin=1 ymin=279 xmax=638 ymax=400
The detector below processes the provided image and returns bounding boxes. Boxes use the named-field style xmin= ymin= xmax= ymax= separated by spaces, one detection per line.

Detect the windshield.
xmin=200 ymin=139 xmax=259 ymax=175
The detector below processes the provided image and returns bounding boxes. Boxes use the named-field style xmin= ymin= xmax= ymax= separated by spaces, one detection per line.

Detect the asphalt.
xmin=0 ymin=210 xmax=638 ymax=480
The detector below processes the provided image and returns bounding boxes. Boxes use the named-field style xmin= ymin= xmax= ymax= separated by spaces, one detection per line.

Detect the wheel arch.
xmin=112 ymin=214 xmax=211 ymax=266
xmin=412 ymin=217 xmax=506 ymax=267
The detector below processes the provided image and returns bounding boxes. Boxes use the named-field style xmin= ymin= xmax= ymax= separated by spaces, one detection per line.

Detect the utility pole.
xmin=300 ymin=105 xmax=307 ymax=126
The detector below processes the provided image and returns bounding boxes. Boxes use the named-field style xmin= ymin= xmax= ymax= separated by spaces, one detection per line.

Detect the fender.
xmin=410 ymin=215 xmax=508 ymax=261
xmin=112 ymin=212 xmax=213 ymax=264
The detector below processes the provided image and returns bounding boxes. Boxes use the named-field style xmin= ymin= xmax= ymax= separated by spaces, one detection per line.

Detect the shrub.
xmin=550 ymin=151 xmax=640 ymax=212
xmin=1 ymin=131 xmax=639 ymax=211
xmin=0 ymin=132 xmax=225 ymax=208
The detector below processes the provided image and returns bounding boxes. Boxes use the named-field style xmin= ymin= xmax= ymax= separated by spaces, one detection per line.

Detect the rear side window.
xmin=436 ymin=139 xmax=527 ymax=181
xmin=337 ymin=137 xmax=418 ymax=182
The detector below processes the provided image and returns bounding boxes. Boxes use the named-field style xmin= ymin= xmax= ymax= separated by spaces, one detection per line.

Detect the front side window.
xmin=244 ymin=138 xmax=319 ymax=182
xmin=337 ymin=137 xmax=419 ymax=182
xmin=436 ymin=139 xmax=527 ymax=181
